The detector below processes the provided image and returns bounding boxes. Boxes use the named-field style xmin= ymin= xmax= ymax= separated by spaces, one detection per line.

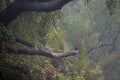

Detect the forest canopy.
xmin=0 ymin=0 xmax=120 ymax=80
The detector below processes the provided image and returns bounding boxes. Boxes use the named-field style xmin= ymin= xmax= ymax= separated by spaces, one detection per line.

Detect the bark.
xmin=12 ymin=35 xmax=34 ymax=48
xmin=7 ymin=46 xmax=79 ymax=58
xmin=0 ymin=0 xmax=72 ymax=26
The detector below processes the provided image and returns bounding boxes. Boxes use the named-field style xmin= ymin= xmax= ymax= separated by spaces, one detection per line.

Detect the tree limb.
xmin=87 ymin=28 xmax=120 ymax=53
xmin=87 ymin=44 xmax=113 ymax=53
xmin=0 ymin=0 xmax=72 ymax=26
xmin=22 ymin=0 xmax=72 ymax=12
xmin=109 ymin=27 xmax=120 ymax=52
xmin=12 ymin=35 xmax=34 ymax=48
xmin=7 ymin=46 xmax=79 ymax=58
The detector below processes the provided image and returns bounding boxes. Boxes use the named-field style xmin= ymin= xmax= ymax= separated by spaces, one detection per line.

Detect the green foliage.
xmin=0 ymin=0 xmax=120 ymax=80
xmin=0 ymin=2 xmax=63 ymax=79
xmin=0 ymin=0 xmax=6 ymax=11
xmin=51 ymin=38 xmax=104 ymax=80
xmin=0 ymin=53 xmax=46 ymax=80
xmin=72 ymin=39 xmax=89 ymax=72
xmin=46 ymin=27 xmax=69 ymax=52
xmin=55 ymin=73 xmax=70 ymax=80
xmin=106 ymin=0 xmax=120 ymax=15
xmin=60 ymin=0 xmax=120 ymax=79
xmin=103 ymin=57 xmax=120 ymax=80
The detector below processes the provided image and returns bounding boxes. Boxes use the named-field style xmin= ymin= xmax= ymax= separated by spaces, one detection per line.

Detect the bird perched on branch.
xmin=74 ymin=45 xmax=80 ymax=51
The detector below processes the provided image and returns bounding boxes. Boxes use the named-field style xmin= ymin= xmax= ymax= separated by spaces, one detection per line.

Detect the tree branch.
xmin=87 ymin=28 xmax=120 ymax=53
xmin=87 ymin=44 xmax=113 ymax=53
xmin=22 ymin=0 xmax=72 ymax=12
xmin=7 ymin=46 xmax=79 ymax=58
xmin=12 ymin=35 xmax=34 ymax=48
xmin=109 ymin=27 xmax=120 ymax=52
xmin=0 ymin=0 xmax=72 ymax=26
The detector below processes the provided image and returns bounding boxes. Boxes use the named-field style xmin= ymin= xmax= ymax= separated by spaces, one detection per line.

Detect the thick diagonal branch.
xmin=0 ymin=0 xmax=72 ymax=26
xmin=22 ymin=0 xmax=72 ymax=12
